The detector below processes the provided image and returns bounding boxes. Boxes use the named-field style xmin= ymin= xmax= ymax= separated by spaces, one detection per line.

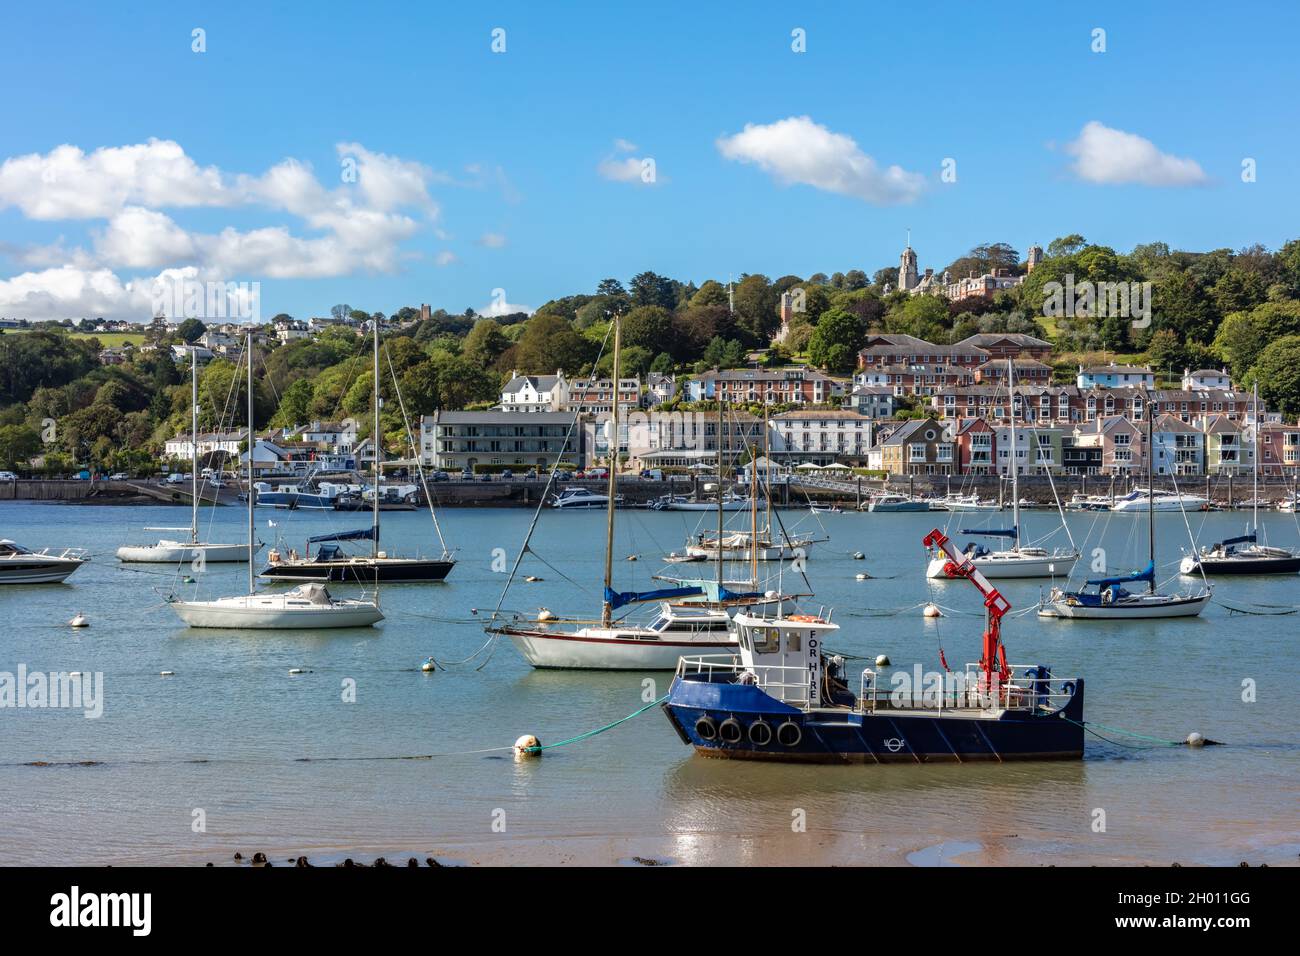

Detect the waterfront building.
xmin=418 ymin=411 xmax=583 ymax=472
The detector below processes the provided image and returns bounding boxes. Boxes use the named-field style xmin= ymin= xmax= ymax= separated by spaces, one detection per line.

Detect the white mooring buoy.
xmin=288 ymin=667 xmax=305 ymax=675
xmin=536 ymin=608 xmax=556 ymax=622
xmin=855 ymin=573 xmax=869 ymax=581
xmin=69 ymin=612 xmax=89 ymax=628
xmin=852 ymin=551 xmax=865 ymax=560
xmin=1186 ymin=732 xmax=1206 ymax=748
xmin=923 ymin=603 xmax=943 ymax=618
xmin=514 ymin=734 xmax=542 ymax=758
xmin=421 ymin=658 xmax=436 ymax=673
xmin=875 ymin=654 xmax=891 ymax=667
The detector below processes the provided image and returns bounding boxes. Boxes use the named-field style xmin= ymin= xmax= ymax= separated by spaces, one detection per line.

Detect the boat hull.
xmin=116 ymin=541 xmax=253 ymax=563
xmin=259 ymin=558 xmax=455 ymax=583
xmin=256 ymin=493 xmax=338 ymax=509
xmin=1047 ymin=592 xmax=1210 ymax=619
xmin=926 ymin=552 xmax=1078 ymax=579
xmin=867 ymin=501 xmax=930 ymax=513
xmin=663 ymin=677 xmax=1085 ymax=762
xmin=1181 ymin=554 xmax=1300 ymax=575
xmin=502 ymin=626 xmax=736 ymax=670
xmin=0 ymin=559 xmax=85 ymax=584
xmin=168 ymin=597 xmax=384 ymax=629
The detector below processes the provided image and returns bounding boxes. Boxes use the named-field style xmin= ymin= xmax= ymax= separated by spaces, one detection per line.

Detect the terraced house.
xmin=879 ymin=419 xmax=955 ymax=475
xmin=1258 ymin=423 xmax=1300 ymax=476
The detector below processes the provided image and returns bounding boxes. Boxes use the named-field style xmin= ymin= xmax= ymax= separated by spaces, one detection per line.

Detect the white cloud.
xmin=476 ymin=232 xmax=506 ymax=248
xmin=435 ymin=251 xmax=457 ymax=266
xmin=0 ymin=138 xmax=476 ymax=318
xmin=716 ymin=115 xmax=925 ymax=205
xmin=1063 ymin=121 xmax=1208 ymax=187
xmin=613 ymin=138 xmax=638 ymax=153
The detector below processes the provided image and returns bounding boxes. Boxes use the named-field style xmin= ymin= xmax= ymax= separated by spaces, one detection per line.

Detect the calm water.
xmin=1 ymin=499 xmax=1297 ymax=866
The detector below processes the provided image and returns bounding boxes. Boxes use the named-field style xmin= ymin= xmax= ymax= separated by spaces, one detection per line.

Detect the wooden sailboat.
xmin=117 ymin=346 xmax=250 ymax=564
xmin=167 ymin=334 xmax=383 ymax=629
xmin=1181 ymin=384 xmax=1300 ymax=575
xmin=1043 ymin=405 xmax=1210 ymax=619
xmin=926 ymin=359 xmax=1078 ymax=579
xmin=258 ymin=318 xmax=455 ymax=583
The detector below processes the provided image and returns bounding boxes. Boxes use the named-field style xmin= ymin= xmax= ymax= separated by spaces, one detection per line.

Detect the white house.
xmin=1182 ymin=367 xmax=1232 ymax=391
xmin=164 ymin=429 xmax=248 ymax=462
xmin=499 ymin=371 xmax=568 ymax=412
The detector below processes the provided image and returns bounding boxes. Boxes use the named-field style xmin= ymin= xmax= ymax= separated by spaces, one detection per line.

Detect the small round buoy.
xmin=420 ymin=658 xmax=436 ymax=673
xmin=536 ymin=608 xmax=556 ymax=622
xmin=69 ymin=612 xmax=89 ymax=628
xmin=524 ymin=575 xmax=543 ymax=583
xmin=514 ymin=734 xmax=541 ymax=758
xmin=160 ymin=670 xmax=174 ymax=677
xmin=1186 ymin=732 xmax=1206 ymax=748
xmin=855 ymin=573 xmax=869 ymax=581
xmin=852 ymin=551 xmax=865 ymax=560
xmin=288 ymin=667 xmax=304 ymax=675
xmin=875 ymin=654 xmax=891 ymax=667
xmin=923 ymin=603 xmax=943 ymax=618
xmin=183 ymin=576 xmax=196 ymax=584
xmin=626 ymin=554 xmax=638 ymax=562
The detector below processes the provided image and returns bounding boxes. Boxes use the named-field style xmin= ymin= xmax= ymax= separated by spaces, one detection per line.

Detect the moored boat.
xmin=662 ymin=527 xmax=1084 ymax=762
xmin=0 ymin=540 xmax=89 ymax=584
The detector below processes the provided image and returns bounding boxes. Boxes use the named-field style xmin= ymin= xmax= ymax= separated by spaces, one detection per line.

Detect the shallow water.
xmin=1 ymin=500 xmax=1297 ymax=866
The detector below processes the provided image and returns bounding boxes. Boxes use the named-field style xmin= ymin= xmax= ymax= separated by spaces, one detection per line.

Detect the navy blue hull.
xmin=664 ymin=677 xmax=1085 ymax=763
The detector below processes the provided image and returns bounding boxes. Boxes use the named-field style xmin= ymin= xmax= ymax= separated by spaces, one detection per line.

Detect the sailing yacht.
xmin=259 ymin=320 xmax=455 ymax=584
xmin=1181 ymin=386 xmax=1300 ymax=575
xmin=1042 ymin=408 xmax=1210 ymax=619
xmin=926 ymin=362 xmax=1078 ymax=579
xmin=117 ymin=347 xmax=250 ymax=564
xmin=167 ymin=333 xmax=383 ymax=629
xmin=490 ymin=316 xmax=739 ymax=669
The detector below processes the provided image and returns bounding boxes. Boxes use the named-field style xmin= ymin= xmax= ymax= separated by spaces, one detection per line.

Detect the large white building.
xmin=498 ymin=371 xmax=569 ymax=413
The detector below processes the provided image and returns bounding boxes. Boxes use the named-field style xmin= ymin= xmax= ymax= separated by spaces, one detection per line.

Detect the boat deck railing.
xmin=857 ymin=662 xmax=1076 ymax=715
xmin=37 ymin=547 xmax=90 ymax=561
xmin=676 ymin=654 xmax=813 ymax=707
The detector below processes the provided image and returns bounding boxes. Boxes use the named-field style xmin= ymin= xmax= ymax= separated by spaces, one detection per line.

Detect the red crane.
xmin=923 ymin=528 xmax=1011 ymax=685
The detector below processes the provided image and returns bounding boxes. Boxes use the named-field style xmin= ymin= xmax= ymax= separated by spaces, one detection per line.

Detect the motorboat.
xmin=1110 ymin=489 xmax=1209 ymax=513
xmin=551 ymin=486 xmax=619 ymax=509
xmin=863 ymin=493 xmax=929 ymax=513
xmin=663 ymin=527 xmax=1084 ymax=762
xmin=0 ymin=539 xmax=88 ymax=584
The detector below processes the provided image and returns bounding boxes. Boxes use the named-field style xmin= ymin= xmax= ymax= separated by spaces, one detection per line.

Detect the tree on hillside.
xmin=1047 ymin=234 xmax=1087 ymax=259
xmin=1249 ymin=335 xmax=1300 ymax=417
xmin=628 ymin=271 xmax=676 ymax=310
xmin=513 ymin=313 xmax=591 ymax=374
xmin=807 ymin=307 xmax=864 ymax=373
xmin=177 ymin=318 xmax=207 ymax=343
xmin=622 ymin=305 xmax=676 ymax=357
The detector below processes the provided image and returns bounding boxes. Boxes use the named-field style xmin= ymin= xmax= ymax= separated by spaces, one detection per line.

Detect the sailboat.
xmin=117 ymin=346 xmax=251 ymax=564
xmin=167 ymin=333 xmax=383 ymax=629
xmin=259 ymin=319 xmax=455 ymax=583
xmin=926 ymin=360 xmax=1078 ymax=579
xmin=1181 ymin=385 xmax=1300 ymax=575
xmin=1042 ymin=407 xmax=1210 ymax=619
xmin=489 ymin=316 xmax=738 ymax=669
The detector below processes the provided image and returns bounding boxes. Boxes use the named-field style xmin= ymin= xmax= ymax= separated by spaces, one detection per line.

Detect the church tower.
xmin=898 ymin=234 xmax=919 ymax=292
xmin=1026 ymin=244 xmax=1044 ymax=273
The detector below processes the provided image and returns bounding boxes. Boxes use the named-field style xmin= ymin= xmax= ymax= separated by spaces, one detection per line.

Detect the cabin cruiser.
xmin=663 ymin=528 xmax=1084 ymax=762
xmin=253 ymin=479 xmax=350 ymax=510
xmin=1110 ymin=489 xmax=1209 ymax=513
xmin=550 ymin=486 xmax=620 ymax=509
xmin=863 ymin=493 xmax=930 ymax=513
xmin=0 ymin=539 xmax=88 ymax=584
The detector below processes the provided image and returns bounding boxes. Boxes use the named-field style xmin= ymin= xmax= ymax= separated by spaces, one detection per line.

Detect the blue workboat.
xmin=662 ymin=527 xmax=1084 ymax=763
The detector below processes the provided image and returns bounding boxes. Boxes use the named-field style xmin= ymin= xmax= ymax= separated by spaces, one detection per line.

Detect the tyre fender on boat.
xmin=718 ymin=717 xmax=743 ymax=744
xmin=776 ymin=720 xmax=802 ymax=747
xmin=694 ymin=715 xmax=719 ymax=741
xmin=747 ymin=718 xmax=773 ymax=746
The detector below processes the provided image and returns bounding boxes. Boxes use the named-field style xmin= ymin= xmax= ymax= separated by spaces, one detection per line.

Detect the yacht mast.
xmin=372 ymin=315 xmax=380 ymax=561
xmin=1147 ymin=395 xmax=1155 ymax=593
xmin=190 ymin=347 xmax=199 ymax=545
xmin=600 ymin=315 xmax=622 ymax=628
xmin=1007 ymin=357 xmax=1019 ymax=549
xmin=246 ymin=332 xmax=255 ymax=594
xmin=1253 ymin=382 xmax=1260 ymax=534
xmin=716 ymin=396 xmax=725 ymax=589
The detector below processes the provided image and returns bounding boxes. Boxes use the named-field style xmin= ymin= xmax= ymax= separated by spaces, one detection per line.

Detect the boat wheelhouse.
xmin=663 ymin=528 xmax=1084 ymax=762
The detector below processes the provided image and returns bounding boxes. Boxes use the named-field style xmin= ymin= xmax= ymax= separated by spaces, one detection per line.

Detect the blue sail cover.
xmin=604 ymin=585 xmax=704 ymax=610
xmin=1222 ymin=533 xmax=1256 ymax=547
xmin=308 ymin=527 xmax=376 ymax=544
xmin=1086 ymin=561 xmax=1155 ymax=589
xmin=959 ymin=526 xmax=1017 ymax=538
xmin=718 ymin=585 xmax=765 ymax=602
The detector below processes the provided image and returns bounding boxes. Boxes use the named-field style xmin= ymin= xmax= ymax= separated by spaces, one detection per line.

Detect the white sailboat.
xmin=927 ymin=361 xmax=1078 ymax=579
xmin=491 ymin=316 xmax=737 ymax=669
xmin=117 ymin=346 xmax=251 ymax=564
xmin=1042 ymin=406 xmax=1210 ymax=619
xmin=167 ymin=333 xmax=383 ymax=630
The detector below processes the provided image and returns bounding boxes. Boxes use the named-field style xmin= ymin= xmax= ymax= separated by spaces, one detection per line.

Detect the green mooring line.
xmin=527 ymin=694 xmax=671 ymax=753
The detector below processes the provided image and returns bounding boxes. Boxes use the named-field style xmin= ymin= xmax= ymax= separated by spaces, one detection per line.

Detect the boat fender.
xmin=718 ymin=717 xmax=744 ymax=744
xmin=776 ymin=721 xmax=802 ymax=747
xmin=747 ymin=719 xmax=773 ymax=746
xmin=694 ymin=716 xmax=719 ymax=741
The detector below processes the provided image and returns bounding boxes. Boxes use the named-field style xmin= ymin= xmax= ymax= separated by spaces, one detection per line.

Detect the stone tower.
xmin=899 ymin=240 xmax=919 ymax=292
xmin=1026 ymin=244 xmax=1044 ymax=273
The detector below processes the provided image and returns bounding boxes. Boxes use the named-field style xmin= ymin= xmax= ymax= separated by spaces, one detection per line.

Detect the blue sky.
xmin=1 ymin=0 xmax=1297 ymax=322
